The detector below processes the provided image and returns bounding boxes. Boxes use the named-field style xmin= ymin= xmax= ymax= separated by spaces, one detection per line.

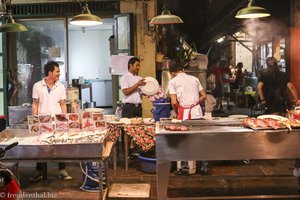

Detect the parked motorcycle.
xmin=0 ymin=142 xmax=21 ymax=200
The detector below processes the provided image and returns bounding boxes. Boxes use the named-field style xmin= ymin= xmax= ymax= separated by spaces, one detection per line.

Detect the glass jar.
xmin=66 ymin=85 xmax=79 ymax=101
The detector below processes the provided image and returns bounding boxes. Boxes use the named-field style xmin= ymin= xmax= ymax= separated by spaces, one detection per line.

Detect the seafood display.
xmin=55 ymin=114 xmax=68 ymax=122
xmin=41 ymin=124 xmax=54 ymax=133
xmin=30 ymin=125 xmax=40 ymax=133
xmin=28 ymin=115 xmax=40 ymax=133
xmin=68 ymin=113 xmax=80 ymax=131
xmin=54 ymin=114 xmax=69 ymax=132
xmin=92 ymin=113 xmax=105 ymax=130
xmin=164 ymin=125 xmax=189 ymax=131
xmin=27 ymin=112 xmax=106 ymax=133
xmin=0 ymin=130 xmax=107 ymax=145
xmin=28 ymin=115 xmax=39 ymax=125
xmin=69 ymin=121 xmax=80 ymax=129
xmin=93 ymin=113 xmax=104 ymax=121
xmin=69 ymin=113 xmax=79 ymax=121
xmin=39 ymin=115 xmax=52 ymax=123
xmin=242 ymin=117 xmax=300 ymax=130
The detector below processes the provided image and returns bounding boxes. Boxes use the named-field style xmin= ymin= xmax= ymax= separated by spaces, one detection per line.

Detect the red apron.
xmin=178 ymin=101 xmax=200 ymax=120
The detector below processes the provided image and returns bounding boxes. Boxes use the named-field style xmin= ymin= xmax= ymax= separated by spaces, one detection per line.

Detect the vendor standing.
xmin=120 ymin=57 xmax=146 ymax=118
xmin=168 ymin=64 xmax=207 ymax=175
xmin=257 ymin=57 xmax=300 ymax=115
xmin=30 ymin=61 xmax=72 ymax=182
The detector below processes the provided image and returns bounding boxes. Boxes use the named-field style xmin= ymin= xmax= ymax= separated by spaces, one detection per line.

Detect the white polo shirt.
xmin=120 ymin=72 xmax=142 ymax=104
xmin=169 ymin=73 xmax=204 ymax=120
xmin=32 ymin=79 xmax=66 ymax=115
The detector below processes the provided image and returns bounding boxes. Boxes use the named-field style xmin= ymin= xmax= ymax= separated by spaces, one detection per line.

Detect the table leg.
xmin=157 ymin=161 xmax=171 ymax=200
xmin=112 ymin=144 xmax=117 ymax=170
xmin=12 ymin=162 xmax=19 ymax=180
xmin=124 ymin=133 xmax=128 ymax=171
xmin=105 ymin=158 xmax=109 ymax=190
xmin=99 ymin=159 xmax=103 ymax=200
xmin=42 ymin=163 xmax=47 ymax=181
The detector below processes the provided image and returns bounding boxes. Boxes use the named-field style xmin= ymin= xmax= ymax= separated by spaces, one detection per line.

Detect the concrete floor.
xmin=12 ymin=158 xmax=300 ymax=200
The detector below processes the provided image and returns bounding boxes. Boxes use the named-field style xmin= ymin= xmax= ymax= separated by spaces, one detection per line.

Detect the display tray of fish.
xmin=242 ymin=117 xmax=300 ymax=131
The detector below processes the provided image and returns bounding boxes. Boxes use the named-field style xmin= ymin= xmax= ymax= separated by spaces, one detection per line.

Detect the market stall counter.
xmin=0 ymin=128 xmax=111 ymax=200
xmin=156 ymin=119 xmax=300 ymax=200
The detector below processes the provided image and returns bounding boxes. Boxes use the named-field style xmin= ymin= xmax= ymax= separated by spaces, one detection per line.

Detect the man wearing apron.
xmin=168 ymin=64 xmax=207 ymax=175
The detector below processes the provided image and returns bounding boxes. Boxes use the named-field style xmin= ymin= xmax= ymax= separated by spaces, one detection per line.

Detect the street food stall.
xmin=0 ymin=111 xmax=111 ymax=200
xmin=155 ymin=117 xmax=300 ymax=199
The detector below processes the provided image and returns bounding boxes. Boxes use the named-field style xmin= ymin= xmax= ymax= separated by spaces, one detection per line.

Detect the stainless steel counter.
xmin=156 ymin=122 xmax=300 ymax=199
xmin=0 ymin=129 xmax=110 ymax=200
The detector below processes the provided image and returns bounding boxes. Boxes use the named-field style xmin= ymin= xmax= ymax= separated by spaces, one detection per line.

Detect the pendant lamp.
xmin=149 ymin=0 xmax=183 ymax=25
xmin=70 ymin=3 xmax=103 ymax=26
xmin=235 ymin=0 xmax=270 ymax=19
xmin=0 ymin=12 xmax=28 ymax=32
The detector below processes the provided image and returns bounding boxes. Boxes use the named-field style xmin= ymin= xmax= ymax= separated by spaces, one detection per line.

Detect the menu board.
xmin=68 ymin=113 xmax=80 ymax=131
xmin=28 ymin=112 xmax=106 ymax=133
xmin=28 ymin=115 xmax=40 ymax=134
xmin=81 ymin=112 xmax=95 ymax=130
xmin=39 ymin=115 xmax=54 ymax=133
xmin=93 ymin=112 xmax=106 ymax=131
xmin=54 ymin=113 xmax=69 ymax=132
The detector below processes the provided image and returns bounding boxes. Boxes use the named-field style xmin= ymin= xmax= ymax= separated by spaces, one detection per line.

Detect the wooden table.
xmin=106 ymin=123 xmax=155 ymax=171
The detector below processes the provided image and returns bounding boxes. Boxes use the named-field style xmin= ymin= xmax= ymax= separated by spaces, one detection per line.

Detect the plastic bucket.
xmin=80 ymin=161 xmax=106 ymax=192
xmin=153 ymin=98 xmax=170 ymax=121
xmin=137 ymin=154 xmax=156 ymax=174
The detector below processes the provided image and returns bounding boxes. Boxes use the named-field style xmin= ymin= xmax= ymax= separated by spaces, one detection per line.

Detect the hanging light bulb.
xmin=149 ymin=0 xmax=183 ymax=25
xmin=235 ymin=0 xmax=270 ymax=19
xmin=70 ymin=3 xmax=103 ymax=26
xmin=0 ymin=11 xmax=28 ymax=32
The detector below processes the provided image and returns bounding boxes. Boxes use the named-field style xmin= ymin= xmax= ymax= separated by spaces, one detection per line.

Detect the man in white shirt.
xmin=169 ymin=65 xmax=206 ymax=120
xmin=120 ymin=57 xmax=146 ymax=118
xmin=168 ymin=64 xmax=208 ymax=175
xmin=30 ymin=61 xmax=72 ymax=182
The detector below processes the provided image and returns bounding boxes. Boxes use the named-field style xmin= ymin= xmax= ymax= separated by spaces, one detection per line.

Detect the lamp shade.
xmin=235 ymin=0 xmax=270 ymax=19
xmin=149 ymin=10 xmax=183 ymax=25
xmin=70 ymin=4 xmax=103 ymax=26
xmin=0 ymin=15 xmax=28 ymax=32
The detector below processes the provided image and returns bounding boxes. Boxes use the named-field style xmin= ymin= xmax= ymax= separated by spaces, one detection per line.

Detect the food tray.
xmin=243 ymin=124 xmax=287 ymax=130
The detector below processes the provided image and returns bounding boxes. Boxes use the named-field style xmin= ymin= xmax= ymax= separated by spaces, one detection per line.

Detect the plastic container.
xmin=137 ymin=154 xmax=156 ymax=174
xmin=66 ymin=86 xmax=79 ymax=101
xmin=80 ymin=161 xmax=106 ymax=192
xmin=152 ymin=98 xmax=171 ymax=121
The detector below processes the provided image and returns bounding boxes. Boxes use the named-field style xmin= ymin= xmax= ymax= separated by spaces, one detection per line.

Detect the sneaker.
xmin=293 ymin=168 xmax=300 ymax=177
xmin=58 ymin=170 xmax=72 ymax=180
xmin=176 ymin=169 xmax=189 ymax=176
xmin=243 ymin=159 xmax=253 ymax=164
xmin=29 ymin=170 xmax=43 ymax=182
xmin=199 ymin=165 xmax=210 ymax=176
